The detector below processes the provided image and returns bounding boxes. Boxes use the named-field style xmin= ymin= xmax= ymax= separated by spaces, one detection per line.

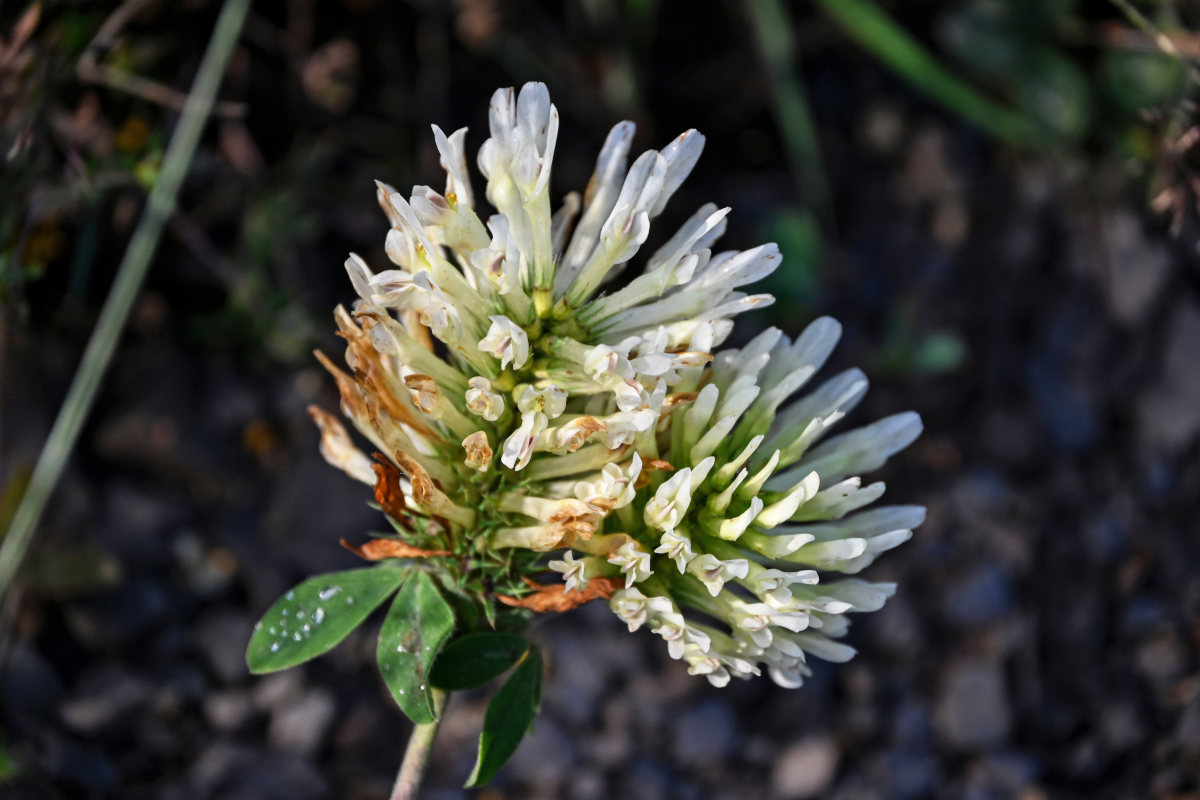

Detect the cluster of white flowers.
xmin=313 ymin=83 xmax=923 ymax=688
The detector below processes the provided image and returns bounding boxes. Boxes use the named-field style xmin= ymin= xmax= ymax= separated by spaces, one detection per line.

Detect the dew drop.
xmin=318 ymin=586 xmax=342 ymax=601
xmin=398 ymin=689 xmax=404 ymax=695
xmin=312 ymin=608 xmax=325 ymax=624
xmin=269 ymin=627 xmax=277 ymax=635
xmin=346 ymin=597 xmax=355 ymax=605
xmin=270 ymin=643 xmax=280 ymax=652
xmin=286 ymin=591 xmax=295 ymax=600
xmin=302 ymin=624 xmax=311 ymax=633
xmin=281 ymin=609 xmax=289 ymax=617
xmin=254 ymin=622 xmax=262 ymax=631
xmin=293 ymin=633 xmax=302 ymax=642
xmin=396 ymin=644 xmax=408 ymax=654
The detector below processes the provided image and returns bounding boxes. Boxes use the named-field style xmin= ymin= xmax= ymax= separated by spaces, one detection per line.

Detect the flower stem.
xmin=390 ymin=689 xmax=449 ymax=800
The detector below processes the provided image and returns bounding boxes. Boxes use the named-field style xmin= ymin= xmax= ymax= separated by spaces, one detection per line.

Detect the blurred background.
xmin=2 ymin=0 xmax=1200 ymax=798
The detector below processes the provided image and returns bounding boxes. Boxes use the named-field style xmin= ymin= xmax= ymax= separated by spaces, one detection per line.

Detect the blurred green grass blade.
xmin=1108 ymin=0 xmax=1200 ymax=86
xmin=0 ymin=0 xmax=252 ymax=598
xmin=811 ymin=0 xmax=1041 ymax=146
xmin=748 ymin=0 xmax=831 ymax=220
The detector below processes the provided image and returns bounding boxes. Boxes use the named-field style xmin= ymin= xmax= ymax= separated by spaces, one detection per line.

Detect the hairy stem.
xmin=390 ymin=689 xmax=449 ymax=800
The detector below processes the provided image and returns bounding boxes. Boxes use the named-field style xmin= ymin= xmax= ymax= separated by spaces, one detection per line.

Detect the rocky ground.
xmin=3 ymin=2 xmax=1200 ymax=799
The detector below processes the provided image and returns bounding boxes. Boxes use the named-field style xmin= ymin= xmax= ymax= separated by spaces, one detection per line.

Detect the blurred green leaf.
xmin=759 ymin=207 xmax=822 ymax=315
xmin=431 ymin=632 xmax=530 ymax=690
xmin=913 ymin=331 xmax=968 ymax=374
xmin=1015 ymin=48 xmax=1092 ymax=141
xmin=133 ymin=156 xmax=161 ymax=190
xmin=938 ymin=1 xmax=1023 ymax=78
xmin=0 ymin=739 xmax=16 ymax=783
xmin=376 ymin=571 xmax=456 ymax=725
xmin=813 ymin=0 xmax=1041 ymax=146
xmin=748 ymin=0 xmax=829 ymax=216
xmin=1100 ymin=48 xmax=1187 ymax=114
xmin=465 ymin=647 xmax=542 ymax=788
xmin=246 ymin=567 xmax=409 ymax=673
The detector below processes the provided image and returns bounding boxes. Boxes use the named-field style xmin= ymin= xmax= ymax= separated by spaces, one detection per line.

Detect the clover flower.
xmin=307 ymin=82 xmax=923 ymax=691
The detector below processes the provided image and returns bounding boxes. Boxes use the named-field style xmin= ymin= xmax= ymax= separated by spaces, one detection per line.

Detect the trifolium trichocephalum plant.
xmin=246 ymin=82 xmax=923 ymax=795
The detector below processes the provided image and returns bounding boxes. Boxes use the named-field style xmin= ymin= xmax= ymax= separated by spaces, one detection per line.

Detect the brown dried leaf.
xmin=372 ymin=457 xmax=408 ymax=520
xmin=495 ymin=576 xmax=621 ymax=613
xmin=340 ymin=538 xmax=452 ymax=560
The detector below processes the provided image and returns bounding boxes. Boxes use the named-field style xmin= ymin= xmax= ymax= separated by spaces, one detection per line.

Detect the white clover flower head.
xmin=310 ymin=81 xmax=924 ymax=690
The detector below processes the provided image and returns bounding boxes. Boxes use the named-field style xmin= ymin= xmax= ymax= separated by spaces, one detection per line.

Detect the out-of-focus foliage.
xmin=939 ymin=0 xmax=1189 ymax=145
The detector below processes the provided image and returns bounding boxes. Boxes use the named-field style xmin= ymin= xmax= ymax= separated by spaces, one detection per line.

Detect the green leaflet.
xmin=430 ymin=632 xmax=530 ymax=690
xmin=465 ymin=647 xmax=542 ymax=788
xmin=377 ymin=571 xmax=456 ymax=724
xmin=246 ymin=567 xmax=408 ymax=673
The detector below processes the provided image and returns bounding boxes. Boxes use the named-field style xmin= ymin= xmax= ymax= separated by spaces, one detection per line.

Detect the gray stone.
xmin=772 ymin=736 xmax=839 ymax=799
xmin=943 ymin=564 xmax=1014 ymax=626
xmin=566 ymin=768 xmax=606 ymax=800
xmin=671 ymin=700 xmax=738 ymax=769
xmin=1139 ymin=301 xmax=1200 ymax=454
xmin=974 ymin=752 xmax=1041 ymax=795
xmin=41 ymin=735 xmax=117 ymax=793
xmin=1099 ymin=209 xmax=1171 ymax=325
xmin=60 ymin=669 xmax=154 ymax=734
xmin=874 ymin=751 xmax=937 ymax=800
xmin=195 ymin=610 xmax=254 ymax=684
xmin=64 ymin=578 xmax=169 ymax=649
xmin=268 ymin=688 xmax=337 ymax=756
xmin=252 ymin=670 xmax=304 ymax=711
xmin=934 ymin=659 xmax=1012 ymax=750
xmin=204 ymin=689 xmax=254 ymax=731
xmin=1 ymin=641 xmax=64 ymax=728
xmin=188 ymin=742 xmax=327 ymax=800
xmin=506 ymin=716 xmax=573 ymax=786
